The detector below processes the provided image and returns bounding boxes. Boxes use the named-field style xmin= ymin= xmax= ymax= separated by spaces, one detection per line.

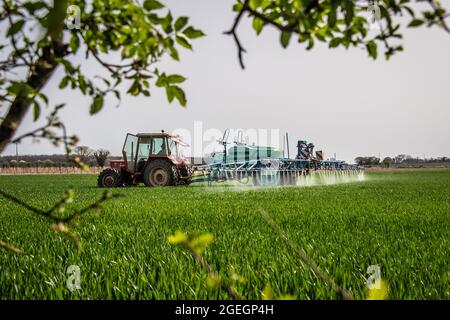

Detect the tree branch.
xmin=427 ymin=0 xmax=450 ymax=33
xmin=11 ymin=104 xmax=78 ymax=160
xmin=225 ymin=0 xmax=307 ymax=69
xmin=0 ymin=188 xmax=123 ymax=252
xmin=0 ymin=41 xmax=68 ymax=154
xmin=2 ymin=0 xmax=33 ymax=68
xmin=224 ymin=0 xmax=249 ymax=69
xmin=78 ymin=31 xmax=136 ymax=75
xmin=243 ymin=3 xmax=299 ymax=33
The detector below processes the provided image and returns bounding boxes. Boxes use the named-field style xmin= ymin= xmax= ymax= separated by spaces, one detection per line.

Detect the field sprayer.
xmin=98 ymin=129 xmax=362 ymax=188
xmin=192 ymin=129 xmax=362 ymax=187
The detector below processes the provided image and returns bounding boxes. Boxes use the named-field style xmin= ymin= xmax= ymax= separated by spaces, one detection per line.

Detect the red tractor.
xmin=98 ymin=131 xmax=193 ymax=187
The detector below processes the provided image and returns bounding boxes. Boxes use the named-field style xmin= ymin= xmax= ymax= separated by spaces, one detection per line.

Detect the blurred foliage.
xmin=169 ymin=230 xmax=298 ymax=300
xmin=169 ymin=229 xmax=389 ymax=300
xmin=228 ymin=0 xmax=449 ymax=67
xmin=0 ymin=187 xmax=123 ymax=252
xmin=262 ymin=285 xmax=296 ymax=300
xmin=367 ymin=279 xmax=389 ymax=300
xmin=0 ymin=0 xmax=205 ymax=118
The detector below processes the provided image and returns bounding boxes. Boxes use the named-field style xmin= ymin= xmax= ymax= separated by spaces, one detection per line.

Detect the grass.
xmin=0 ymin=170 xmax=449 ymax=299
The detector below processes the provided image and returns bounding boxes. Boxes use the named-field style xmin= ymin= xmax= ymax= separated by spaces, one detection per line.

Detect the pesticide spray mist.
xmin=202 ymin=171 xmax=365 ymax=193
xmin=298 ymin=170 xmax=365 ymax=187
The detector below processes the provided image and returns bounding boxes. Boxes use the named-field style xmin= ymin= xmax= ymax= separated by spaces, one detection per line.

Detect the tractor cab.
xmin=122 ymin=132 xmax=188 ymax=172
xmin=98 ymin=131 xmax=192 ymax=188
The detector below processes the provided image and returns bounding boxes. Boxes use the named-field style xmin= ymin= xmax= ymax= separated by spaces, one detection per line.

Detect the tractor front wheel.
xmin=143 ymin=160 xmax=175 ymax=187
xmin=98 ymin=168 xmax=121 ymax=188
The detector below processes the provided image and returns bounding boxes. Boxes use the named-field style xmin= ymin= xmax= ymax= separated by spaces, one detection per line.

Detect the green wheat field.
xmin=0 ymin=169 xmax=449 ymax=299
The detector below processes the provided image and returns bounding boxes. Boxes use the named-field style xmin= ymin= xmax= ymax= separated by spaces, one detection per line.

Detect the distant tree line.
xmin=0 ymin=147 xmax=118 ymax=168
xmin=355 ymin=155 xmax=450 ymax=168
xmin=354 ymin=156 xmax=381 ymax=166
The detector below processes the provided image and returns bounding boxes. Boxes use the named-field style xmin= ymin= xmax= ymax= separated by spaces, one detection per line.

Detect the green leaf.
xmin=7 ymin=82 xmax=34 ymax=97
xmin=315 ymin=31 xmax=326 ymax=42
xmin=232 ymin=2 xmax=244 ymax=12
xmin=90 ymin=95 xmax=104 ymax=115
xmin=249 ymin=0 xmax=263 ymax=9
xmin=403 ymin=6 xmax=415 ymax=19
xmin=408 ymin=19 xmax=424 ymax=28
xmin=366 ymin=41 xmax=378 ymax=59
xmin=165 ymin=86 xmax=175 ymax=103
xmin=23 ymin=2 xmax=47 ymax=14
xmin=328 ymin=9 xmax=337 ymax=28
xmin=33 ymin=101 xmax=41 ymax=121
xmin=143 ymin=0 xmax=164 ymax=10
xmin=69 ymin=34 xmax=80 ymax=53
xmin=175 ymin=17 xmax=189 ymax=31
xmin=344 ymin=1 xmax=354 ymax=26
xmin=7 ymin=20 xmax=25 ymax=36
xmin=155 ymin=73 xmax=167 ymax=87
xmin=172 ymin=86 xmax=187 ymax=107
xmin=169 ymin=47 xmax=180 ymax=61
xmin=161 ymin=11 xmax=173 ymax=33
xmin=167 ymin=74 xmax=186 ymax=84
xmin=60 ymin=59 xmax=76 ymax=74
xmin=37 ymin=93 xmax=48 ymax=105
xmin=113 ymin=90 xmax=121 ymax=101
xmin=128 ymin=80 xmax=141 ymax=96
xmin=306 ymin=37 xmax=315 ymax=50
xmin=252 ymin=17 xmax=264 ymax=35
xmin=59 ymin=76 xmax=70 ymax=89
xmin=182 ymin=27 xmax=205 ymax=39
xmin=329 ymin=37 xmax=342 ymax=48
xmin=280 ymin=31 xmax=292 ymax=48
xmin=176 ymin=35 xmax=192 ymax=50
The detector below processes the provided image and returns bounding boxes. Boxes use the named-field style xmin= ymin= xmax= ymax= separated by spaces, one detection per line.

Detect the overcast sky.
xmin=3 ymin=0 xmax=450 ymax=162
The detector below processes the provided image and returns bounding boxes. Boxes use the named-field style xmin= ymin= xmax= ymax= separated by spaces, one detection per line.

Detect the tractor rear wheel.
xmin=98 ymin=168 xmax=121 ymax=188
xmin=143 ymin=160 xmax=175 ymax=187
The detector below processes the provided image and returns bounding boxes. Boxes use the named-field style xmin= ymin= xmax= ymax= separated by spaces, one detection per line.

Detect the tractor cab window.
xmin=123 ymin=134 xmax=138 ymax=169
xmin=168 ymin=139 xmax=179 ymax=158
xmin=151 ymin=137 xmax=167 ymax=156
xmin=137 ymin=137 xmax=151 ymax=160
